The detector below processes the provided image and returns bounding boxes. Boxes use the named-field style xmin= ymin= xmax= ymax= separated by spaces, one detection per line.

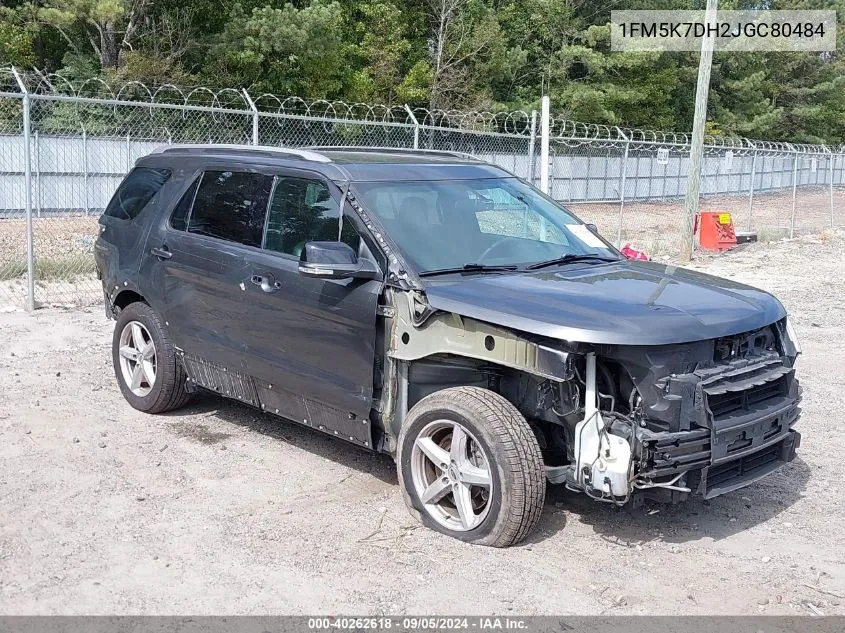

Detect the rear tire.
xmin=112 ymin=302 xmax=190 ymax=414
xmin=397 ymin=386 xmax=546 ymax=547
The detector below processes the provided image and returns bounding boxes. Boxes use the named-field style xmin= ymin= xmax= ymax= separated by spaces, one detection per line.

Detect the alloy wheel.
xmin=117 ymin=321 xmax=157 ymax=397
xmin=410 ymin=420 xmax=493 ymax=531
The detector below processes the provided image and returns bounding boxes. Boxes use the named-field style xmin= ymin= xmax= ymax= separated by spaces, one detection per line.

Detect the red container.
xmin=697 ymin=211 xmax=737 ymax=252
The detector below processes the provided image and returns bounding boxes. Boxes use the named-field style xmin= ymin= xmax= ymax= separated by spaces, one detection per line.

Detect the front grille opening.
xmin=708 ymin=375 xmax=789 ymax=419
xmin=714 ymin=327 xmax=777 ymax=362
xmin=747 ymin=376 xmax=787 ymax=407
xmin=708 ymin=391 xmax=743 ymax=418
xmin=707 ymin=443 xmax=781 ymax=489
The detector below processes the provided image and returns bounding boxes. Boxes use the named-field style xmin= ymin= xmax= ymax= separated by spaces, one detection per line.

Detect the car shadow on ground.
xmin=527 ymin=457 xmax=811 ymax=546
xmin=160 ymin=392 xmax=398 ymax=486
xmin=162 ymin=393 xmax=811 ymax=546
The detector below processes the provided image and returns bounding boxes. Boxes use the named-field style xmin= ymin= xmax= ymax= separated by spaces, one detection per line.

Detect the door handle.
xmin=150 ymin=246 xmax=172 ymax=260
xmin=250 ymin=274 xmax=281 ymax=293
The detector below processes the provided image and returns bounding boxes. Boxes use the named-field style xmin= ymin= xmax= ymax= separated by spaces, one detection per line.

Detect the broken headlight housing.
xmin=784 ymin=317 xmax=802 ymax=356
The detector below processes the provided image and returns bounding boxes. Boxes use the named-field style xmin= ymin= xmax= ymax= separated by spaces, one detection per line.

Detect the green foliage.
xmin=37 ymin=0 xmax=148 ymax=68
xmin=209 ymin=1 xmax=347 ymax=99
xmin=0 ymin=0 xmax=843 ymax=143
xmin=549 ymin=25 xmax=681 ymax=129
xmin=395 ymin=60 xmax=433 ymax=106
xmin=0 ymin=12 xmax=37 ymax=68
xmin=346 ymin=1 xmax=412 ymax=103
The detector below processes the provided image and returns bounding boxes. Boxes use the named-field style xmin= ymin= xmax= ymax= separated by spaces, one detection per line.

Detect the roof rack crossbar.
xmin=151 ymin=144 xmax=332 ymax=163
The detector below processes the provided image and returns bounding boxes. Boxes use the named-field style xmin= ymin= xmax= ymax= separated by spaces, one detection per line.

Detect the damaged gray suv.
xmin=95 ymin=145 xmax=802 ymax=547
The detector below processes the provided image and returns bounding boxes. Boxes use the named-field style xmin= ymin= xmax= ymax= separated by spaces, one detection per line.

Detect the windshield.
xmin=352 ymin=177 xmax=619 ymax=274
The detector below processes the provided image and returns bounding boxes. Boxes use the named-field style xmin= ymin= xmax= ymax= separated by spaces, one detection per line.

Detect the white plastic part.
xmin=785 ymin=317 xmax=802 ymax=355
xmin=591 ymin=434 xmax=632 ymax=499
xmin=573 ymin=353 xmax=633 ymax=500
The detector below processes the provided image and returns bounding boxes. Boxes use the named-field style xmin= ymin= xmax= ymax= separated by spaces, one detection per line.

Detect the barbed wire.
xmin=1 ymin=67 xmax=841 ymax=155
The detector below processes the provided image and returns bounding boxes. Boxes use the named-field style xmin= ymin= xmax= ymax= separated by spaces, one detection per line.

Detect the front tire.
xmin=397 ymin=386 xmax=546 ymax=547
xmin=112 ymin=302 xmax=190 ymax=413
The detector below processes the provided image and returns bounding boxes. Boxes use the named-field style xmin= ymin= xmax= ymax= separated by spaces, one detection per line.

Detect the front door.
xmin=238 ymin=171 xmax=382 ymax=443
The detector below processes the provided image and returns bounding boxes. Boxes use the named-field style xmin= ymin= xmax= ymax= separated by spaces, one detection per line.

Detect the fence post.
xmin=83 ymin=128 xmax=90 ymax=216
xmin=11 ymin=67 xmax=35 ymax=312
xmin=404 ymin=104 xmax=420 ymax=150
xmin=681 ymin=0 xmax=717 ymax=261
xmin=789 ymin=147 xmax=799 ymax=238
xmin=828 ymin=149 xmax=835 ymax=228
xmin=616 ymin=128 xmax=630 ymax=248
xmin=126 ymin=134 xmax=131 ymax=172
xmin=540 ymin=96 xmax=550 ymax=194
xmin=243 ymin=88 xmax=259 ymax=145
xmin=746 ymin=143 xmax=757 ymax=231
xmin=34 ymin=130 xmax=41 ymax=218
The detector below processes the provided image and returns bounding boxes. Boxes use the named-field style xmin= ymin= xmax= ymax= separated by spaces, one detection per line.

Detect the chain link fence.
xmin=549 ymin=130 xmax=845 ymax=258
xmin=1 ymin=68 xmax=843 ymax=308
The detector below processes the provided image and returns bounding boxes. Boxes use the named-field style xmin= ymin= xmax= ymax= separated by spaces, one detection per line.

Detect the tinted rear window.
xmin=188 ymin=171 xmax=273 ymax=247
xmin=104 ymin=167 xmax=171 ymax=220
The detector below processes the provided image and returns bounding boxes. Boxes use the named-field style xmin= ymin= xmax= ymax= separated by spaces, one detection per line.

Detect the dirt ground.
xmin=1 ymin=230 xmax=844 ymax=616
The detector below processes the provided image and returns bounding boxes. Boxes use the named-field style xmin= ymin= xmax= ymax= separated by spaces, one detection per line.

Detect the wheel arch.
xmin=109 ymin=288 xmax=147 ymax=318
xmin=377 ymin=289 xmax=575 ymax=453
xmin=111 ymin=300 xmax=191 ymax=413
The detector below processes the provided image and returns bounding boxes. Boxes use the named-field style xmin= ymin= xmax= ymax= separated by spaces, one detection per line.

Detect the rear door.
xmin=140 ymin=167 xmax=273 ymax=369
xmin=238 ymin=170 xmax=382 ymax=444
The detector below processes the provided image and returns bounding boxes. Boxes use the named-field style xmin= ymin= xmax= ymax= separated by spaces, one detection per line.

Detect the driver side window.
xmin=264 ymin=176 xmax=359 ymax=257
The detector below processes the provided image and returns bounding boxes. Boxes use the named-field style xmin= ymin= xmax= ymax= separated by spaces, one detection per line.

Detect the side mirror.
xmin=297 ymin=241 xmax=380 ymax=280
xmin=586 ymin=223 xmax=599 ymax=234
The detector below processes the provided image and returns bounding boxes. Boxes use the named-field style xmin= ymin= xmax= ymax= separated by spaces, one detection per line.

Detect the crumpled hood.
xmin=421 ymin=260 xmax=786 ymax=346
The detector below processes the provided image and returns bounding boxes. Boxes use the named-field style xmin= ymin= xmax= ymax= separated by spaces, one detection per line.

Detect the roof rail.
xmin=307 ymin=146 xmax=482 ymax=161
xmin=151 ymin=144 xmax=332 ymax=163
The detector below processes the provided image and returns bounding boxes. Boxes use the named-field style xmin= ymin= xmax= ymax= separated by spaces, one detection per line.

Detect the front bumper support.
xmin=635 ymin=354 xmax=801 ymax=500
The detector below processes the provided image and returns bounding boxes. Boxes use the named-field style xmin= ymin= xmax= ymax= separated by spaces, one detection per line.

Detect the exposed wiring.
xmin=634 ymin=472 xmax=691 ymax=493
xmin=573 ymin=362 xmax=616 ymax=413
xmin=552 ymin=380 xmax=579 ymax=417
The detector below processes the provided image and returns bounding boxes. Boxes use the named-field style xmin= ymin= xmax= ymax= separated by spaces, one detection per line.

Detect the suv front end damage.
xmin=546 ymin=320 xmax=802 ymax=504
xmin=99 ymin=144 xmax=805 ymax=545
xmin=379 ymin=283 xmax=802 ymax=507
xmin=618 ymin=321 xmax=801 ymax=503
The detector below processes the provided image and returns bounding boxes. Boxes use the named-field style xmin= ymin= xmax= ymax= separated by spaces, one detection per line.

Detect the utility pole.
xmin=681 ymin=0 xmax=718 ymax=261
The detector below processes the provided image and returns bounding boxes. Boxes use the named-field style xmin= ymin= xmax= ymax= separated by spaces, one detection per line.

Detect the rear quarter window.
xmin=169 ymin=177 xmax=200 ymax=231
xmin=103 ymin=167 xmax=171 ymax=221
